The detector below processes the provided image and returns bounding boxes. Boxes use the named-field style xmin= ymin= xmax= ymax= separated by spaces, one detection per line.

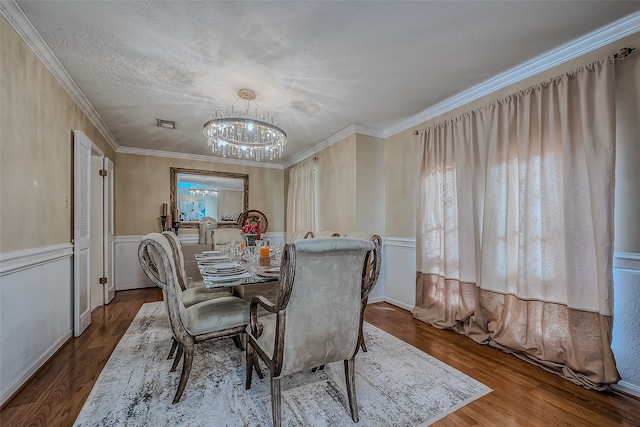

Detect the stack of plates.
xmin=203 ymin=262 xmax=245 ymax=276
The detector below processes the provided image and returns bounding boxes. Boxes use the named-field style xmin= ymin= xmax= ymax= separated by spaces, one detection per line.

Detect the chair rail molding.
xmin=613 ymin=252 xmax=640 ymax=275
xmin=0 ymin=243 xmax=73 ymax=276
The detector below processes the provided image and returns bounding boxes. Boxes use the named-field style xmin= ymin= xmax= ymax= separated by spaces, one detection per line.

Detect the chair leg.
xmin=245 ymin=343 xmax=254 ymax=390
xmin=271 ymin=375 xmax=282 ymax=427
xmin=344 ymin=358 xmax=359 ymax=423
xmin=173 ymin=344 xmax=194 ymax=404
xmin=232 ymin=335 xmax=243 ymax=350
xmin=254 ymin=353 xmax=263 ymax=379
xmin=167 ymin=337 xmax=178 ymax=359
xmin=359 ymin=330 xmax=368 ymax=352
xmin=170 ymin=345 xmax=183 ymax=372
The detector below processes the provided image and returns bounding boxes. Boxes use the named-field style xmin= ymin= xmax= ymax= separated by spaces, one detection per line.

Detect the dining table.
xmin=195 ymin=250 xmax=280 ymax=289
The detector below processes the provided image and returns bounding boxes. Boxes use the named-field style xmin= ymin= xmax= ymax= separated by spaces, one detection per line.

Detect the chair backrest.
xmin=344 ymin=233 xmax=382 ymax=299
xmin=288 ymin=230 xmax=314 ymax=243
xmin=199 ymin=216 xmax=217 ymax=244
xmin=237 ymin=209 xmax=268 ymax=232
xmin=212 ymin=228 xmax=243 ymax=250
xmin=162 ymin=231 xmax=188 ymax=290
xmin=314 ymin=231 xmax=341 ymax=238
xmin=138 ymin=233 xmax=190 ymax=341
xmin=274 ymin=238 xmax=374 ymax=376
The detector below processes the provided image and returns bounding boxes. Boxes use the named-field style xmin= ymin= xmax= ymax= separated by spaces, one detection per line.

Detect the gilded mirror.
xmin=170 ymin=167 xmax=248 ymax=228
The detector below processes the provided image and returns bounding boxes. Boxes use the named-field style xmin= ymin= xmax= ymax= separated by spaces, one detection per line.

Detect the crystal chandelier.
xmin=189 ymin=183 xmax=217 ymax=198
xmin=203 ymin=89 xmax=287 ymax=161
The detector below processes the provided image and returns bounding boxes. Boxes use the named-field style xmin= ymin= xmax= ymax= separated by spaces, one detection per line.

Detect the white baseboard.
xmin=384 ymin=296 xmax=414 ymax=312
xmin=0 ymin=331 xmax=71 ymax=405
xmin=368 ymin=296 xmax=384 ymax=304
xmin=612 ymin=381 xmax=640 ymax=398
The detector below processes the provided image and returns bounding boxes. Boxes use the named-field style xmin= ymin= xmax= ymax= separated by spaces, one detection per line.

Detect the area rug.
xmin=74 ymin=302 xmax=491 ymax=426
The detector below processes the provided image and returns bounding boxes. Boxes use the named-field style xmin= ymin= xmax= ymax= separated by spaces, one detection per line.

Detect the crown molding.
xmin=0 ymin=0 xmax=120 ymax=153
xmin=383 ymin=11 xmax=640 ymax=137
xmin=117 ymin=146 xmax=284 ymax=170
xmin=283 ymin=124 xmax=384 ymax=168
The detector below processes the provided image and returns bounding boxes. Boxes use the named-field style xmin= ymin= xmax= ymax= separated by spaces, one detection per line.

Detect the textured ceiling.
xmin=11 ymin=1 xmax=640 ymax=166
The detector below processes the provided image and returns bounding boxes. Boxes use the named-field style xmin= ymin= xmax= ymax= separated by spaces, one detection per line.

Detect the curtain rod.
xmin=412 ymin=46 xmax=635 ymax=136
xmin=614 ymin=46 xmax=635 ymax=60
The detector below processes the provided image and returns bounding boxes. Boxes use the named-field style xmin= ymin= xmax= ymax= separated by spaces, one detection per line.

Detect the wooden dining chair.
xmin=245 ymin=237 xmax=375 ymax=426
xmin=138 ymin=233 xmax=254 ymax=404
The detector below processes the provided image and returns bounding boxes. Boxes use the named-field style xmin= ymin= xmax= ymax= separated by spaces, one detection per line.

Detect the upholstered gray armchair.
xmin=344 ymin=233 xmax=382 ymax=352
xmin=245 ymin=238 xmax=375 ymax=426
xmin=199 ymin=216 xmax=217 ymax=244
xmin=138 ymin=233 xmax=252 ymax=404
xmin=161 ymin=231 xmax=234 ymax=359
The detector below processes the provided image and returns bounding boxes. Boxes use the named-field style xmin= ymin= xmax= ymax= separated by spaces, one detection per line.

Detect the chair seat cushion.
xmin=181 ymin=285 xmax=232 ymax=308
xmin=186 ymin=296 xmax=249 ymax=336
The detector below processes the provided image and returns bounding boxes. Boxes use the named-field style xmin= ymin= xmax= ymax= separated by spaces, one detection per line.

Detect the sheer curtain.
xmin=413 ymin=56 xmax=620 ymax=389
xmin=286 ymin=160 xmax=315 ymax=240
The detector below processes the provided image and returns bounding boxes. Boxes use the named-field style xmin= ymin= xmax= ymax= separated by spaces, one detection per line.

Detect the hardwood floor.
xmin=1 ymin=289 xmax=638 ymax=426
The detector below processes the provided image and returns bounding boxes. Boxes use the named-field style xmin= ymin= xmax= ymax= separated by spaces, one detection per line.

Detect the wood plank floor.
xmin=1 ymin=289 xmax=638 ymax=426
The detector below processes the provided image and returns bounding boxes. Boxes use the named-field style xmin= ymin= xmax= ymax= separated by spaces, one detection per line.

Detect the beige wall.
xmin=115 ymin=153 xmax=285 ymax=235
xmin=314 ymin=134 xmax=357 ymax=234
xmin=355 ymin=135 xmax=385 ymax=235
xmin=383 ymin=31 xmax=640 ymax=249
xmin=215 ymin=190 xmax=241 ymax=220
xmin=614 ymin=47 xmax=640 ymax=253
xmin=0 ymin=17 xmax=116 ymax=252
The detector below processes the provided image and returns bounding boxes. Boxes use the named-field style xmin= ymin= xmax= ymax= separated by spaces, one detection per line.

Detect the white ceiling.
xmin=6 ymin=1 xmax=640 ymax=167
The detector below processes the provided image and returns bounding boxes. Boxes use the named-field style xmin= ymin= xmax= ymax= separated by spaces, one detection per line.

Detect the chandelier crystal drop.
xmin=203 ymin=89 xmax=287 ymax=162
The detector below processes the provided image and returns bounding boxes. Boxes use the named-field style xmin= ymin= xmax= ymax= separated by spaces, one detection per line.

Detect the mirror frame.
xmin=170 ymin=167 xmax=249 ymax=229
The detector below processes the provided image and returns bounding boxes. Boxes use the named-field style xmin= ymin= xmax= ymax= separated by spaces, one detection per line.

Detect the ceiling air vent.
xmin=156 ymin=118 xmax=176 ymax=129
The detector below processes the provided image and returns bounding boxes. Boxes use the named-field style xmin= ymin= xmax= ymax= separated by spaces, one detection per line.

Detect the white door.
xmin=74 ymin=130 xmax=92 ymax=336
xmin=103 ymin=156 xmax=115 ymax=304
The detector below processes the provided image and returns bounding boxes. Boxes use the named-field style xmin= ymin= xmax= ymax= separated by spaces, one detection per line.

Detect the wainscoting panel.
xmin=0 ymin=244 xmax=73 ymax=405
xmin=612 ymin=252 xmax=640 ymax=397
xmin=115 ymin=236 xmax=153 ymax=291
xmin=382 ymin=238 xmax=416 ymax=310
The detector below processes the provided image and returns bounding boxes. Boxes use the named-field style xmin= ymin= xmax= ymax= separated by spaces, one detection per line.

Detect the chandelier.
xmin=189 ymin=183 xmax=217 ymax=198
xmin=203 ymin=89 xmax=287 ymax=161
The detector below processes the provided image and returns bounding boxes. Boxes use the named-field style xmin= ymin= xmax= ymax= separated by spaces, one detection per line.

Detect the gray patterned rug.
xmin=74 ymin=302 xmax=490 ymax=426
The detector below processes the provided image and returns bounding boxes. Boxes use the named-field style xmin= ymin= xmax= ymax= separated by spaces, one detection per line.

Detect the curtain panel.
xmin=286 ymin=160 xmax=316 ymax=240
xmin=413 ymin=56 xmax=619 ymax=389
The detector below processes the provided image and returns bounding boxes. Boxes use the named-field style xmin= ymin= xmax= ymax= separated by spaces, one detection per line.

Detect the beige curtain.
xmin=286 ymin=160 xmax=315 ymax=240
xmin=413 ymin=56 xmax=620 ymax=389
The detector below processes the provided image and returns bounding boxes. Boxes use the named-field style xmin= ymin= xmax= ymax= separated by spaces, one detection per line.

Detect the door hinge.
xmin=99 ymin=169 xmax=107 ymax=177
xmin=99 ymin=277 xmax=108 ymax=284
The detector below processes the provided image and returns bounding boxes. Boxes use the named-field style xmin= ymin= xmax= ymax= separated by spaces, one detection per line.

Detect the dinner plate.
xmin=267 ymin=267 xmax=280 ymax=273
xmin=203 ymin=267 xmax=246 ymax=276
xmin=213 ymin=262 xmax=240 ymax=270
xmin=202 ymin=250 xmax=221 ymax=255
